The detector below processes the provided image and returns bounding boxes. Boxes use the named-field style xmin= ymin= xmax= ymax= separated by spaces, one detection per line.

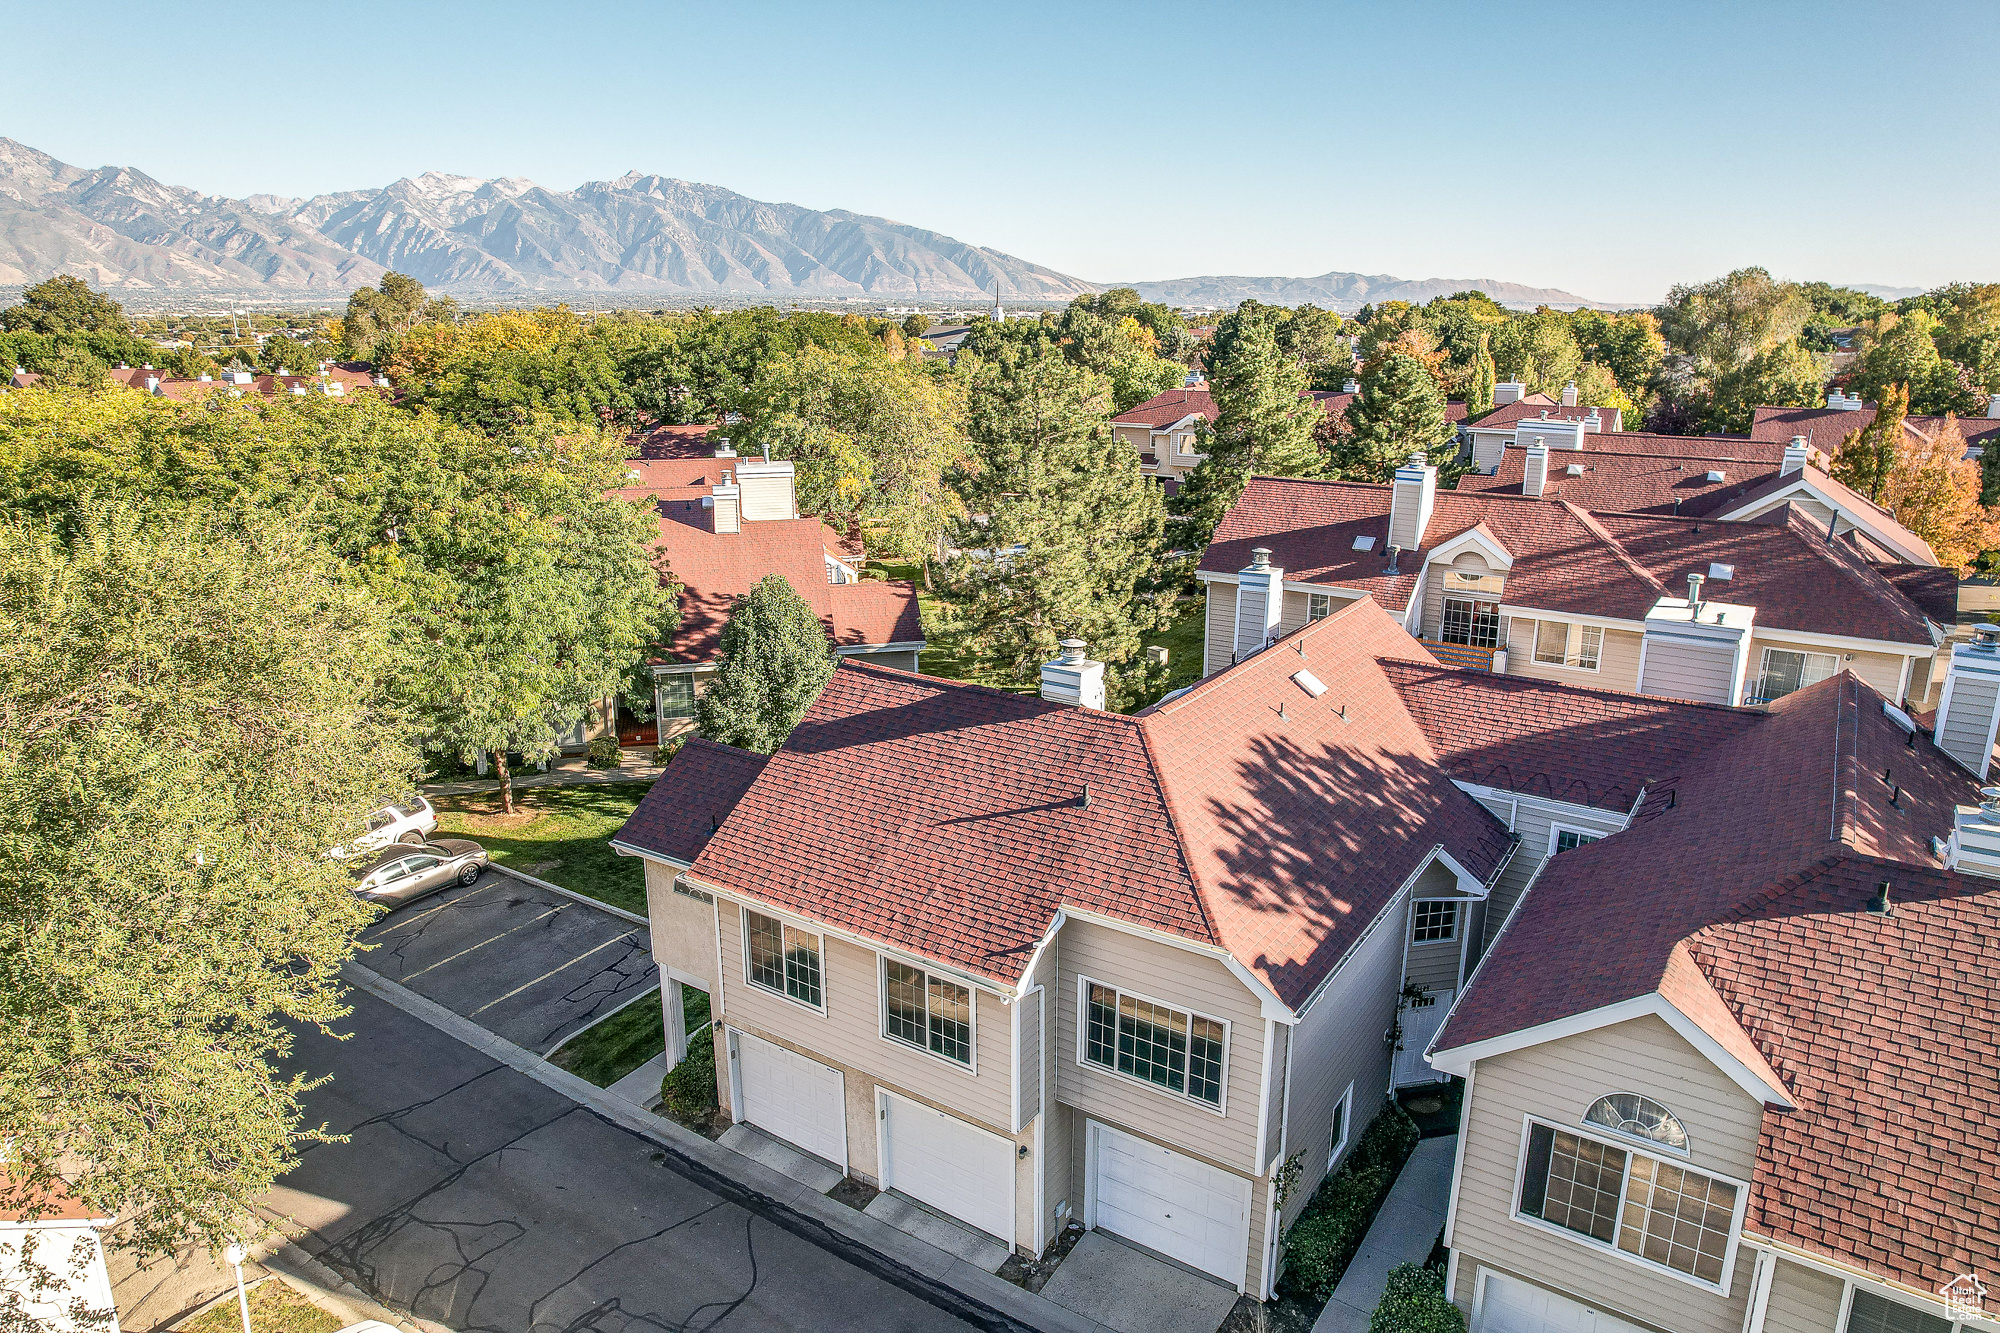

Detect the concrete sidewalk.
xmin=423 ymin=753 xmax=665 ymax=796
xmin=1312 ymin=1135 xmax=1457 ymax=1333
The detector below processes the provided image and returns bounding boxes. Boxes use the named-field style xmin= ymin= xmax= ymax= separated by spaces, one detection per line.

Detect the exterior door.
xmin=732 ymin=1030 xmax=846 ymax=1170
xmin=1476 ymin=1271 xmax=1653 ymax=1333
xmin=1394 ymin=988 xmax=1454 ymax=1086
xmin=1087 ymin=1122 xmax=1250 ymax=1288
xmin=879 ymin=1091 xmax=1015 ymax=1242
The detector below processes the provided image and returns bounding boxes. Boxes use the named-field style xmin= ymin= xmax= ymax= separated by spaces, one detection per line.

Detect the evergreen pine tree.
xmin=696 ymin=574 xmax=837 ymax=753
xmin=1832 ymin=382 xmax=1909 ymax=503
xmin=1171 ymin=315 xmax=1322 ymax=548
xmin=937 ymin=348 xmax=1174 ymax=708
xmin=1331 ymin=351 xmax=1460 ymax=483
xmin=1469 ymin=334 xmax=1497 ymax=419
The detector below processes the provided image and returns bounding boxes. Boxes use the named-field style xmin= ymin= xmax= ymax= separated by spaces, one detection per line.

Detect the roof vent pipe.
xmin=1385 ymin=544 xmax=1401 ymax=575
xmin=1248 ymin=547 xmax=1272 ymax=571
xmin=1866 ymin=880 xmax=1893 ymax=916
xmin=1686 ymin=572 xmax=1705 ymax=617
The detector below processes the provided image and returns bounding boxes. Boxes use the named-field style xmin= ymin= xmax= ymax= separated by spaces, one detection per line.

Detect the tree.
xmin=387 ymin=306 xmax=633 ymax=432
xmin=1850 ymin=310 xmax=1986 ymax=416
xmin=1467 ymin=335 xmax=1497 ymax=418
xmin=1655 ymin=268 xmax=1811 ymax=371
xmin=1832 ymin=382 xmax=1908 ymax=503
xmin=696 ymin=574 xmax=837 ymax=752
xmin=0 ymin=276 xmax=130 ymax=337
xmin=1701 ymin=340 xmax=1827 ymax=434
xmin=937 ymin=347 xmax=1173 ymax=703
xmin=0 ymin=499 xmax=409 ymax=1264
xmin=1172 ymin=315 xmax=1323 ymax=547
xmin=1873 ymin=415 xmax=2000 ymax=572
xmin=732 ymin=344 xmax=968 ymax=558
xmin=901 ymin=312 xmax=931 ymax=340
xmin=1491 ymin=311 xmax=1583 ymax=398
xmin=1330 ymin=351 xmax=1458 ymax=483
xmin=341 ymin=272 xmax=455 ymax=361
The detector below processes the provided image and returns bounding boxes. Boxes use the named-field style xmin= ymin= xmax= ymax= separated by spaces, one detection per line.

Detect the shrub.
xmin=652 ymin=735 xmax=686 ymax=767
xmin=585 ymin=735 xmax=622 ymax=769
xmin=1370 ymin=1264 xmax=1463 ymax=1333
xmin=1280 ymin=1098 xmax=1424 ymax=1301
xmin=660 ymin=1028 xmax=716 ymax=1118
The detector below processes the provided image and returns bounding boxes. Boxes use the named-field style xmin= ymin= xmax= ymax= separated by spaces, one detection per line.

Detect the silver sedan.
xmin=350 ymin=838 xmax=490 ymax=906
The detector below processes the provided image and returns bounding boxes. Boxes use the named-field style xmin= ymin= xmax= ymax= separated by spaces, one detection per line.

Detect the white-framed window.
xmin=1080 ymin=977 xmax=1228 ymax=1110
xmin=1584 ymin=1093 xmax=1690 ymax=1154
xmin=659 ymin=672 xmax=696 ymax=720
xmin=1751 ymin=646 xmax=1840 ymax=703
xmin=1513 ymin=1116 xmax=1747 ymax=1290
xmin=1327 ymin=1082 xmax=1354 ymax=1169
xmin=1411 ymin=899 xmax=1459 ymax=944
xmin=881 ymin=957 xmax=973 ymax=1067
xmin=743 ymin=908 xmax=823 ymax=1010
xmin=1441 ymin=596 xmax=1500 ymax=649
xmin=1845 ymin=1290 xmax=1954 ymax=1333
xmin=1533 ymin=620 xmax=1603 ymax=671
xmin=1446 ymin=568 xmax=1505 ymax=596
xmin=1308 ymin=592 xmax=1335 ymax=621
xmin=1549 ymin=825 xmax=1603 ymax=857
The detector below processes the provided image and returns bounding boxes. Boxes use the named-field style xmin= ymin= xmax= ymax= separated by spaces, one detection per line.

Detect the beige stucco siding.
xmin=645 ymin=860 xmax=718 ymax=991
xmin=1763 ymin=1257 xmax=1846 ymax=1333
xmin=1449 ymin=1015 xmax=1765 ymax=1333
xmin=1206 ymin=579 xmax=1239 ymax=676
xmin=1277 ymin=892 xmax=1405 ymax=1233
xmin=714 ymin=898 xmax=1013 ymax=1140
xmin=1504 ymin=618 xmax=1644 ymax=692
xmin=1053 ymin=918 xmax=1266 ymax=1175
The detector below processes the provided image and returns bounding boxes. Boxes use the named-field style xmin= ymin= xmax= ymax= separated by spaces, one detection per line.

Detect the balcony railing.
xmin=1420 ymin=640 xmax=1498 ymax=672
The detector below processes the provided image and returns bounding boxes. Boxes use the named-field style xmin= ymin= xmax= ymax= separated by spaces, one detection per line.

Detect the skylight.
xmin=1708 ymin=562 xmax=1734 ymax=580
xmin=1352 ymin=535 xmax=1376 ymax=552
xmin=1292 ymin=669 xmax=1328 ymax=698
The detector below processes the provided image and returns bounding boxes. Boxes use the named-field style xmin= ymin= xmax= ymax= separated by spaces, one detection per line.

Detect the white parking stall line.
xmin=393 ymin=906 xmax=566 ymax=982
xmin=367 ymin=877 xmax=515 ymax=936
xmin=467 ymin=932 xmax=643 ymax=1018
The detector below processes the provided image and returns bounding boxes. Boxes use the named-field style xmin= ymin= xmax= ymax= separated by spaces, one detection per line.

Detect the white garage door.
xmin=733 ymin=1030 xmax=846 ymax=1169
xmin=1088 ymin=1122 xmax=1250 ymax=1288
xmin=1476 ymin=1272 xmax=1652 ymax=1333
xmin=880 ymin=1091 xmax=1015 ymax=1242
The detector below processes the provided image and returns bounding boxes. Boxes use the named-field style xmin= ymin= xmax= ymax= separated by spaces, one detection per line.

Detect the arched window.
xmin=1583 ymin=1093 xmax=1689 ymax=1152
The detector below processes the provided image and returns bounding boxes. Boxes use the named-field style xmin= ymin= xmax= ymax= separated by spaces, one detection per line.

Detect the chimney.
xmin=1522 ymin=439 xmax=1550 ymax=498
xmin=711 ymin=473 xmax=742 ymax=534
xmin=1343 ymin=378 xmax=1359 ymax=394
xmin=1934 ymin=623 xmax=2000 ymax=778
xmin=1233 ymin=547 xmax=1285 ymax=661
xmin=734 ymin=459 xmax=799 ymax=521
xmin=144 ymin=375 xmax=160 ymax=394
xmin=1987 ymin=393 xmax=2000 ymax=420
xmin=1946 ymin=784 xmax=2000 ymax=879
xmin=1040 ymin=639 xmax=1106 ymax=709
xmin=1561 ymin=381 xmax=1579 ymax=408
xmin=1782 ymin=435 xmax=1812 ymax=476
xmin=1389 ymin=453 xmax=1437 ymax=551
xmin=713 ymin=437 xmax=737 ymax=459
xmin=1493 ymin=381 xmax=1526 ymax=406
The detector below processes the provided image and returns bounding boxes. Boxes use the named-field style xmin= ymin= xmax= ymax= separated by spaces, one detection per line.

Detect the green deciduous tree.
xmin=1832 ymin=382 xmax=1908 ymax=503
xmin=0 ymin=275 xmax=131 ymax=337
xmin=901 ymin=312 xmax=931 ymax=340
xmin=1172 ymin=314 xmax=1323 ymax=548
xmin=1467 ymin=335 xmax=1496 ymax=418
xmin=1701 ymin=340 xmax=1827 ymax=434
xmin=1850 ymin=310 xmax=1986 ymax=416
xmin=0 ymin=499 xmax=409 ymax=1262
xmin=1491 ymin=311 xmax=1583 ymax=398
xmin=696 ymin=574 xmax=837 ymax=752
xmin=1655 ymin=268 xmax=1811 ymax=372
xmin=1330 ymin=351 xmax=1458 ymax=483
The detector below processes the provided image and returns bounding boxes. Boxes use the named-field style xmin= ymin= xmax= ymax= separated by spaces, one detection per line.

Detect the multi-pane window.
xmin=1412 ymin=900 xmax=1459 ymax=943
xmin=1518 ymin=1121 xmax=1741 ymax=1286
xmin=883 ymin=959 xmax=972 ymax=1065
xmin=1083 ymin=982 xmax=1226 ymax=1107
xmin=1553 ymin=827 xmax=1602 ymax=856
xmin=1446 ymin=569 xmax=1505 ymax=596
xmin=1533 ymin=620 xmax=1603 ymax=670
xmin=1308 ymin=593 xmax=1335 ymax=622
xmin=1751 ymin=647 xmax=1840 ymax=703
xmin=1441 ymin=596 xmax=1500 ymax=649
xmin=659 ymin=672 xmax=696 ymax=720
xmin=744 ymin=909 xmax=822 ymax=1008
xmin=1584 ymin=1093 xmax=1689 ymax=1151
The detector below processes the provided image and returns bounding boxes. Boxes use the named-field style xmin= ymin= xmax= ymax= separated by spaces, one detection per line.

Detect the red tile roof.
xmin=627 ymin=599 xmax=1512 ymax=1007
xmin=1437 ymin=672 xmax=1999 ymax=1292
xmin=1380 ymin=660 xmax=1759 ymax=812
xmin=616 ymin=738 xmax=768 ymax=864
xmin=1204 ymin=477 xmax=1940 ymax=644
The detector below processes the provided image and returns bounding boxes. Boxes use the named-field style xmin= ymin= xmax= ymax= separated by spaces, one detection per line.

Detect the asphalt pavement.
xmin=358 ymin=873 xmax=657 ymax=1054
xmin=269 ymin=984 xmax=993 ymax=1332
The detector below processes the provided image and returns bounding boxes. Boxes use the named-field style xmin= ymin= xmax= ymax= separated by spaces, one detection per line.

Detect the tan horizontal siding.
xmin=1423 ymin=552 xmax=1504 ymax=642
xmin=1480 ymin=797 xmax=1626 ymax=948
xmin=1748 ymin=637 xmax=1907 ymax=701
xmin=1764 ymin=1257 xmax=1845 ymax=1333
xmin=1505 ymin=619 xmax=1644 ymax=692
xmin=1206 ymin=581 xmax=1238 ymax=677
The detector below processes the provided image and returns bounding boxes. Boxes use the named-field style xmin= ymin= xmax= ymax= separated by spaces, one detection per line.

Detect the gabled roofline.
xmin=1428 ymin=991 xmax=1794 ymax=1108
xmin=1056 ymin=904 xmax=1295 ymax=1022
xmin=1426 ymin=523 xmax=1514 ymax=571
xmin=608 ymin=837 xmax=692 ymax=871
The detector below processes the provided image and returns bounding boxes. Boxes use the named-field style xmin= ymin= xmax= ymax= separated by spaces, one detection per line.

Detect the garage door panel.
xmin=1477 ymin=1273 xmax=1652 ymax=1333
xmin=881 ymin=1093 xmax=1013 ymax=1242
xmin=734 ymin=1031 xmax=846 ymax=1169
xmin=1089 ymin=1123 xmax=1249 ymax=1288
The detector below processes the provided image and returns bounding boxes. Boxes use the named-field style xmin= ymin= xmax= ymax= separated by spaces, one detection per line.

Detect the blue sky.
xmin=5 ymin=0 xmax=1994 ymax=303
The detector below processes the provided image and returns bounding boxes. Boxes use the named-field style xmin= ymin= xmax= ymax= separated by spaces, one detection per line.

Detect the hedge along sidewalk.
xmin=1310 ymin=1135 xmax=1460 ymax=1333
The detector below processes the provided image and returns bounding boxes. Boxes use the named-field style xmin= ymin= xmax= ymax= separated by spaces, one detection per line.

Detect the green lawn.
xmin=1142 ymin=595 xmax=1206 ymax=699
xmin=552 ymin=990 xmax=667 ymax=1086
xmin=181 ymin=1280 xmax=342 ymax=1333
xmin=432 ymin=782 xmax=651 ymax=915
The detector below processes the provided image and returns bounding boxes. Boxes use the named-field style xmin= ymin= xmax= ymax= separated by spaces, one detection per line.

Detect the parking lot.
xmin=356 ymin=871 xmax=658 ymax=1054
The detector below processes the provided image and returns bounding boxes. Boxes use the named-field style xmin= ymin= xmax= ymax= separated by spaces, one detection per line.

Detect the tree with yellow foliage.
xmin=1835 ymin=384 xmax=1999 ymax=571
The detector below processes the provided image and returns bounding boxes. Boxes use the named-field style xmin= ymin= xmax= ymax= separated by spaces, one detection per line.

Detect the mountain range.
xmin=0 ymin=136 xmax=1628 ymax=309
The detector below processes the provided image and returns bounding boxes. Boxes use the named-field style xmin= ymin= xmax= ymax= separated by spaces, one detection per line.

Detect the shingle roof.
xmin=1464 ymin=398 xmax=1613 ymax=432
xmin=1459 ymin=444 xmax=1785 ymax=515
xmin=1380 ymin=660 xmax=1759 ymax=813
xmin=1204 ymin=477 xmax=1939 ymax=644
xmin=1751 ymin=403 xmax=2000 ymax=452
xmin=626 ymin=423 xmax=721 ymax=459
xmin=1112 ymin=388 xmax=1217 ymax=428
xmin=639 ymin=600 xmax=1512 ymax=1007
xmin=1436 ymin=671 xmax=1998 ymax=1292
xmin=617 ymin=739 xmax=769 ymax=864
